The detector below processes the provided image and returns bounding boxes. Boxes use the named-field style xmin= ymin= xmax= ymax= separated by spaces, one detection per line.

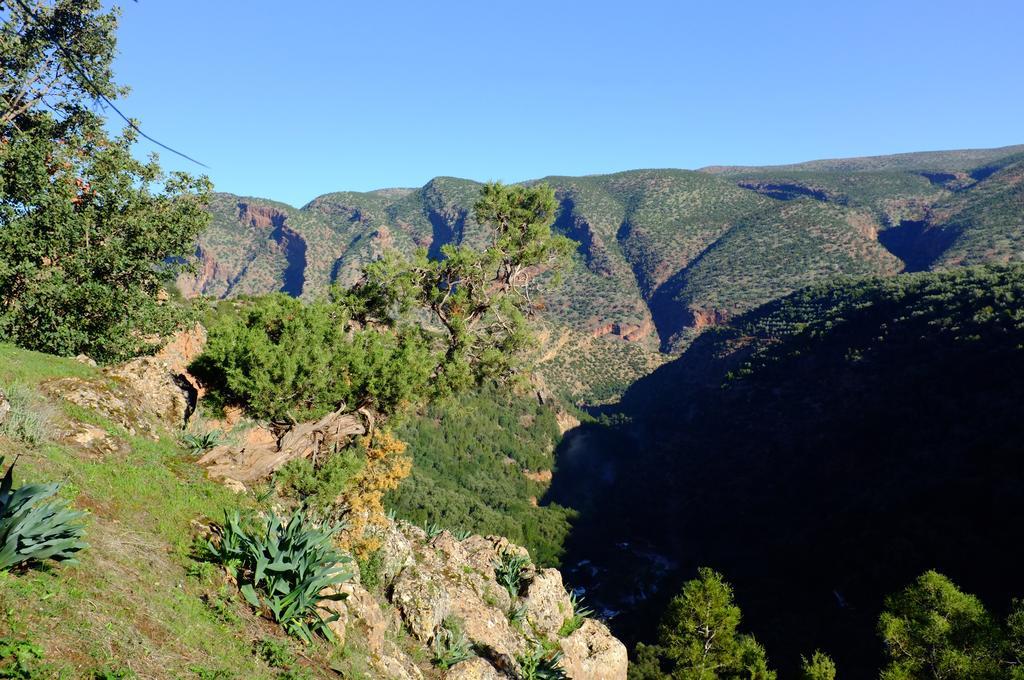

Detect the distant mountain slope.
xmin=181 ymin=144 xmax=1024 ymax=401
xmin=701 ymin=143 xmax=1024 ymax=174
xmin=553 ymin=264 xmax=1024 ymax=677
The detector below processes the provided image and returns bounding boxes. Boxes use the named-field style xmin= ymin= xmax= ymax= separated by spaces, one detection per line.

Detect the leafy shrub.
xmin=431 ymin=617 xmax=472 ymax=670
xmin=516 ymin=642 xmax=568 ymax=680
xmin=0 ymin=457 xmax=88 ymax=570
xmin=0 ymin=384 xmax=56 ymax=446
xmin=190 ymin=294 xmax=433 ymax=421
xmin=0 ymin=637 xmax=47 ymax=678
xmin=355 ymin=549 xmax=384 ymax=592
xmin=253 ymin=638 xmax=295 ymax=668
xmin=276 ymin=450 xmax=364 ymax=512
xmin=207 ymin=509 xmax=352 ymax=643
xmin=495 ymin=549 xmax=531 ymax=598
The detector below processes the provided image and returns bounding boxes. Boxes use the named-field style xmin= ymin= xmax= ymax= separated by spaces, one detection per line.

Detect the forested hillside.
xmin=184 ymin=145 xmax=1024 ymax=403
xmin=551 ymin=265 xmax=1024 ymax=677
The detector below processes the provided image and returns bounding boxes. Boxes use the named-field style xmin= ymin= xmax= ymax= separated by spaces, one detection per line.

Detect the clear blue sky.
xmin=108 ymin=0 xmax=1024 ymax=207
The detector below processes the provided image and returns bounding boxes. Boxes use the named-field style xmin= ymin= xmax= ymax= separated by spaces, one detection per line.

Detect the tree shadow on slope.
xmin=545 ymin=266 xmax=1024 ymax=678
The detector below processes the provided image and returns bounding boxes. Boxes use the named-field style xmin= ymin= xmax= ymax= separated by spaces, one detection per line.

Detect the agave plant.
xmin=517 ymin=642 xmax=568 ymax=680
xmin=431 ymin=617 xmax=472 ymax=669
xmin=207 ymin=509 xmax=352 ymax=643
xmin=495 ymin=548 xmax=531 ymax=598
xmin=559 ymin=590 xmax=595 ymax=637
xmin=0 ymin=457 xmax=88 ymax=571
xmin=179 ymin=429 xmax=223 ymax=456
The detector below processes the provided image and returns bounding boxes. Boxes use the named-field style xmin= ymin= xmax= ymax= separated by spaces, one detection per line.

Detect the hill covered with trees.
xmin=551 ymin=264 xmax=1024 ymax=677
xmin=186 ymin=145 xmax=1024 ymax=403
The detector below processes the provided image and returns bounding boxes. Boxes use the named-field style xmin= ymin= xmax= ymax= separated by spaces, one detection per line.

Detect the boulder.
xmin=558 ymin=619 xmax=628 ymax=680
xmin=45 ymin=356 xmax=196 ymax=439
xmin=442 ymin=657 xmax=504 ymax=680
xmin=107 ymin=357 xmax=196 ymax=427
xmin=521 ymin=568 xmax=573 ymax=639
xmin=391 ymin=565 xmax=451 ymax=642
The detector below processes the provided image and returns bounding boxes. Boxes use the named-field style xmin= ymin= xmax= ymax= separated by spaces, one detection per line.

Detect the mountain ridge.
xmin=182 ymin=143 xmax=1024 ymax=402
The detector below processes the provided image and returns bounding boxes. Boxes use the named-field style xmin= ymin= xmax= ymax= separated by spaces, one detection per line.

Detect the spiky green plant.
xmin=517 ymin=642 xmax=568 ymax=680
xmin=559 ymin=591 xmax=595 ymax=637
xmin=453 ymin=528 xmax=472 ymax=541
xmin=508 ymin=602 xmax=528 ymax=631
xmin=207 ymin=509 xmax=352 ymax=643
xmin=0 ymin=457 xmax=88 ymax=571
xmin=422 ymin=522 xmax=444 ymax=539
xmin=431 ymin=617 xmax=472 ymax=670
xmin=179 ymin=429 xmax=223 ymax=456
xmin=495 ymin=548 xmax=531 ymax=598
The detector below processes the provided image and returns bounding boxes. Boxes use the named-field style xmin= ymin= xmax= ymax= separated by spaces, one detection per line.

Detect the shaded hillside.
xmin=553 ymin=265 xmax=1024 ymax=677
xmin=183 ymin=144 xmax=1024 ymax=401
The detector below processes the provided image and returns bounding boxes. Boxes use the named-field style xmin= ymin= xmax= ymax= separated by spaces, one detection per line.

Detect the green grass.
xmin=0 ymin=345 xmax=341 ymax=678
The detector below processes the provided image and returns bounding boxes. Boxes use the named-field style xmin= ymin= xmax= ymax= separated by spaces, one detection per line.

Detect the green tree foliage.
xmin=878 ymin=571 xmax=1000 ymax=680
xmin=630 ymin=568 xmax=775 ymax=680
xmin=800 ymin=651 xmax=837 ymax=680
xmin=387 ymin=385 xmax=575 ymax=566
xmin=191 ymin=294 xmax=434 ymax=421
xmin=350 ymin=181 xmax=575 ymax=390
xmin=1006 ymin=600 xmax=1024 ymax=679
xmin=0 ymin=0 xmax=211 ymax=362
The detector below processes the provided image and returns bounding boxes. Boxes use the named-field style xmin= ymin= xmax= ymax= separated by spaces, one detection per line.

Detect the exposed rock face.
xmin=522 ymin=568 xmax=573 ymax=639
xmin=45 ymin=356 xmax=197 ymax=438
xmin=316 ymin=517 xmax=628 ymax=679
xmin=442 ymin=657 xmax=504 ymax=679
xmin=559 ymin=619 xmax=629 ymax=680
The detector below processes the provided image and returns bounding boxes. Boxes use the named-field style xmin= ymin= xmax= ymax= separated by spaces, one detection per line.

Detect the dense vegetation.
xmin=389 ymin=385 xmax=575 ymax=566
xmin=0 ymin=0 xmax=211 ymax=363
xmin=191 ymin=293 xmax=434 ymax=421
xmin=630 ymin=566 xmax=1024 ymax=679
xmin=191 ymin=142 xmax=1024 ymax=403
xmin=556 ymin=265 xmax=1024 ymax=677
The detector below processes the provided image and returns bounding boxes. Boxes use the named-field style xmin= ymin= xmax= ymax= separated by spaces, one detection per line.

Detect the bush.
xmin=558 ymin=591 xmax=594 ymax=637
xmin=207 ymin=509 xmax=352 ymax=643
xmin=0 ymin=457 xmax=88 ymax=571
xmin=0 ymin=384 xmax=57 ymax=446
xmin=276 ymin=450 xmax=364 ymax=512
xmin=191 ymin=294 xmax=434 ymax=421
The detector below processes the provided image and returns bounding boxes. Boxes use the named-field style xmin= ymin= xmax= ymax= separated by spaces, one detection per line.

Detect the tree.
xmin=190 ymin=293 xmax=434 ymax=421
xmin=630 ymin=568 xmax=775 ymax=680
xmin=347 ymin=181 xmax=575 ymax=390
xmin=878 ymin=571 xmax=1000 ymax=680
xmin=800 ymin=651 xmax=837 ymax=680
xmin=1006 ymin=599 xmax=1024 ymax=680
xmin=0 ymin=0 xmax=211 ymax=362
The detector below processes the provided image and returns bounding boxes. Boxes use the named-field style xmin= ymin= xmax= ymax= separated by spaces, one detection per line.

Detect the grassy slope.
xmin=0 ymin=346 xmax=353 ymax=679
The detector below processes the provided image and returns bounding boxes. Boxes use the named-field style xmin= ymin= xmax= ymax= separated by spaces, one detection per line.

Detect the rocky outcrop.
xmin=590 ymin=321 xmax=653 ymax=342
xmin=323 ymin=518 xmax=627 ymax=679
xmin=559 ymin=619 xmax=629 ymax=680
xmin=45 ymin=356 xmax=197 ymax=439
